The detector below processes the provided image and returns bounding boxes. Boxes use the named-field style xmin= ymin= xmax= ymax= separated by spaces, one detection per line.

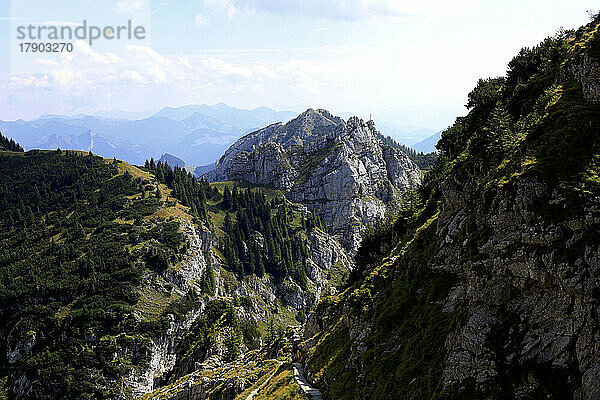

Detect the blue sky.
xmin=0 ymin=0 xmax=597 ymax=129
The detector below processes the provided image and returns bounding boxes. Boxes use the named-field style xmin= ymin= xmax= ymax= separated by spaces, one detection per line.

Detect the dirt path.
xmin=292 ymin=363 xmax=323 ymax=400
xmin=244 ymin=362 xmax=283 ymax=400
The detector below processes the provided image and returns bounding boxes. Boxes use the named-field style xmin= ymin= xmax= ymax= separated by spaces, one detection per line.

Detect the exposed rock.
xmin=6 ymin=327 xmax=37 ymax=365
xmin=206 ymin=110 xmax=420 ymax=251
xmin=571 ymin=53 xmax=600 ymax=103
xmin=142 ymin=352 xmax=280 ymax=400
xmin=124 ymin=309 xmax=204 ymax=398
xmin=437 ymin=172 xmax=600 ymax=397
xmin=124 ymin=213 xmax=352 ymax=397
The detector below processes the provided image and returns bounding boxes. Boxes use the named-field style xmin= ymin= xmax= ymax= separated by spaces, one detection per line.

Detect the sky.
xmin=0 ymin=0 xmax=597 ymax=129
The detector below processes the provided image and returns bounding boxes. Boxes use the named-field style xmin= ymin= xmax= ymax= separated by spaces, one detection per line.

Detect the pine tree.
xmin=225 ymin=330 xmax=242 ymax=362
xmin=200 ymin=264 xmax=216 ymax=295
xmin=266 ymin=319 xmax=276 ymax=344
xmin=223 ymin=186 xmax=232 ymax=210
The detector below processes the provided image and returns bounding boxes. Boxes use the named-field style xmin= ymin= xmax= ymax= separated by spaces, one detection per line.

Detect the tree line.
xmin=0 ymin=132 xmax=24 ymax=152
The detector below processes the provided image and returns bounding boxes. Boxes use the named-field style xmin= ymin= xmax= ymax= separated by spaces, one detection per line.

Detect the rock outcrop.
xmin=437 ymin=173 xmax=600 ymax=398
xmin=300 ymin=17 xmax=600 ymax=400
xmin=124 ymin=211 xmax=351 ymax=397
xmin=206 ymin=109 xmax=420 ymax=251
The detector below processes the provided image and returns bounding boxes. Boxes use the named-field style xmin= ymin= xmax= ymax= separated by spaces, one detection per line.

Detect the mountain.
xmin=206 ymin=109 xmax=421 ymax=251
xmin=411 ymin=130 xmax=442 ymax=153
xmin=0 ymin=144 xmax=352 ymax=399
xmin=0 ymin=132 xmax=24 ymax=152
xmin=339 ymin=112 xmax=437 ymax=146
xmin=375 ymin=121 xmax=437 ymax=145
xmin=153 ymin=103 xmax=297 ymax=129
xmin=377 ymin=132 xmax=438 ymax=169
xmin=193 ymin=163 xmax=215 ymax=176
xmin=91 ymin=108 xmax=156 ymax=120
xmin=3 ymin=13 xmax=599 ymax=400
xmin=300 ymin=16 xmax=600 ymax=399
xmin=0 ymin=104 xmax=298 ymax=167
xmin=158 ymin=153 xmax=186 ymax=168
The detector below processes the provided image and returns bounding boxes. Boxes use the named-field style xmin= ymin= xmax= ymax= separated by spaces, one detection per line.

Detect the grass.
xmin=241 ymin=363 xmax=309 ymax=400
xmin=294 ymin=140 xmax=341 ymax=186
xmin=0 ymin=376 xmax=9 ymax=400
xmin=323 ymin=260 xmax=350 ymax=294
xmin=134 ymin=273 xmax=182 ymax=321
xmin=304 ymin=217 xmax=456 ymax=400
xmin=111 ymin=159 xmax=193 ymax=223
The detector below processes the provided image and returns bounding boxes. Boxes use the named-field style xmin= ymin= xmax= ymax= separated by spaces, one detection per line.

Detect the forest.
xmin=0 ymin=149 xmax=184 ymax=398
xmin=144 ymin=159 xmax=326 ymax=289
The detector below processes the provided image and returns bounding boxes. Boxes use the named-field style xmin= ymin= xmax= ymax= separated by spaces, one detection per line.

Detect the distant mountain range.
xmin=0 ymin=104 xmax=440 ymax=172
xmin=0 ymin=104 xmax=297 ymax=168
xmin=411 ymin=131 xmax=442 ymax=153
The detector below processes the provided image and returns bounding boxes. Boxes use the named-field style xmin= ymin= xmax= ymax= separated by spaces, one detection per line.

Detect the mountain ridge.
xmin=0 ymin=148 xmax=353 ymax=399
xmin=0 ymin=104 xmax=299 ymax=167
xmin=299 ymin=15 xmax=600 ymax=400
xmin=207 ymin=109 xmax=421 ymax=251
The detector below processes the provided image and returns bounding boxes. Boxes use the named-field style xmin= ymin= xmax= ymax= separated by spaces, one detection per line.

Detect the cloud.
xmin=202 ymin=0 xmax=240 ymax=19
xmin=115 ymin=0 xmax=148 ymax=14
xmin=26 ymin=20 xmax=82 ymax=26
xmin=3 ymin=38 xmax=478 ymax=124
xmin=74 ymin=42 xmax=122 ymax=64
xmin=201 ymin=58 xmax=253 ymax=80
xmin=119 ymin=69 xmax=146 ymax=83
xmin=125 ymin=44 xmax=166 ymax=65
xmin=195 ymin=14 xmax=205 ymax=26
xmin=8 ymin=41 xmax=264 ymax=95
xmin=198 ymin=0 xmax=479 ymax=20
xmin=4 ymin=41 xmax=342 ymax=115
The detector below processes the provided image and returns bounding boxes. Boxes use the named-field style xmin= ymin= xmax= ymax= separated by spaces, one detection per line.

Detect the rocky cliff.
xmin=123 ymin=201 xmax=352 ymax=397
xmin=300 ymin=16 xmax=600 ymax=400
xmin=206 ymin=109 xmax=420 ymax=251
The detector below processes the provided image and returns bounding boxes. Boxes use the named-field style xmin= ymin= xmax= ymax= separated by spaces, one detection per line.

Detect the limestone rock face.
xmin=435 ymin=173 xmax=600 ymax=399
xmin=206 ymin=109 xmax=420 ymax=251
xmin=571 ymin=53 xmax=600 ymax=103
xmin=123 ymin=215 xmax=352 ymax=397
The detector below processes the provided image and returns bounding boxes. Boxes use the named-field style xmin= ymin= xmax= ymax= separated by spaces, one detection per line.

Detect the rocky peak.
xmin=206 ymin=109 xmax=420 ymax=251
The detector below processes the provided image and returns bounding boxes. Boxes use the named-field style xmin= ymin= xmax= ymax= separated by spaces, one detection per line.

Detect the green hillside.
xmin=0 ymin=148 xmax=341 ymax=399
xmin=0 ymin=149 xmax=186 ymax=398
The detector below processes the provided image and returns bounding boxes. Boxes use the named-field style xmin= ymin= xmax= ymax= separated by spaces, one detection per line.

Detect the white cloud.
xmin=202 ymin=0 xmax=240 ymax=19
xmin=115 ymin=0 xmax=148 ymax=13
xmin=195 ymin=14 xmax=205 ymax=26
xmin=26 ymin=20 xmax=82 ymax=26
xmin=201 ymin=58 xmax=253 ymax=79
xmin=125 ymin=44 xmax=166 ymax=65
xmin=74 ymin=41 xmax=122 ymax=64
xmin=119 ymin=69 xmax=146 ymax=83
xmin=5 ymin=41 xmax=340 ymax=116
